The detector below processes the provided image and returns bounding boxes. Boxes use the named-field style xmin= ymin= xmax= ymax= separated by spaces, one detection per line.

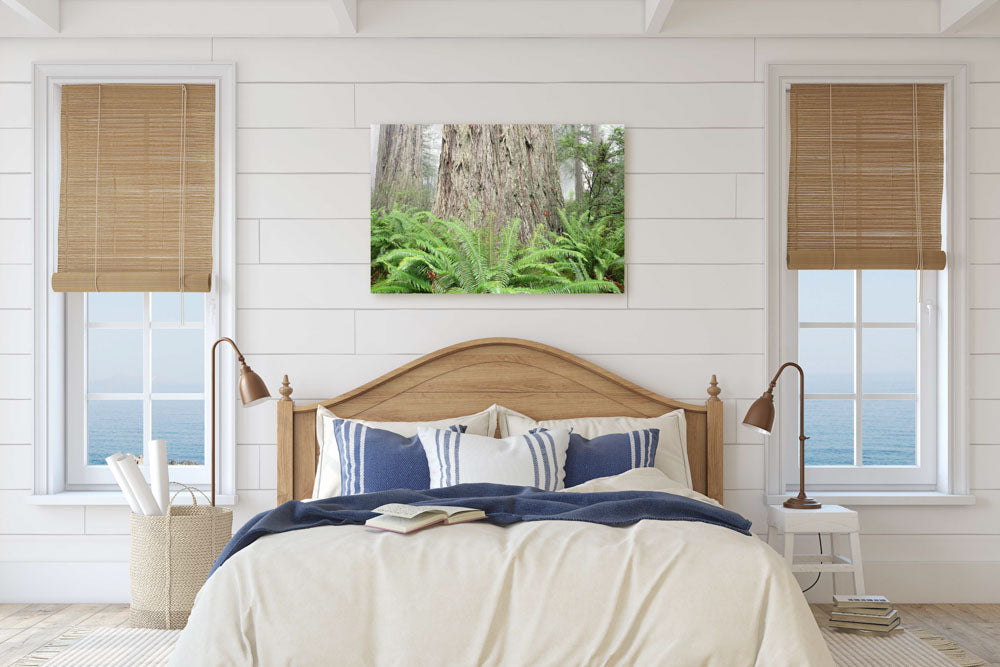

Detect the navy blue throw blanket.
xmin=211 ymin=483 xmax=751 ymax=576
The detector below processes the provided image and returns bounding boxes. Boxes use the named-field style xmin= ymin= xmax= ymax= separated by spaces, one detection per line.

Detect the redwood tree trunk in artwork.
xmin=433 ymin=124 xmax=565 ymax=241
xmin=372 ymin=124 xmax=427 ymax=211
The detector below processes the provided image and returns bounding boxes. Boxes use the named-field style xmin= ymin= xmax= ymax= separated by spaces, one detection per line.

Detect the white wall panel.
xmin=755 ymin=37 xmax=1000 ymax=82
xmin=0 ymin=310 xmax=31 ymax=354
xmin=215 ymin=37 xmax=756 ymax=84
xmin=0 ymin=85 xmax=32 ymax=128
xmin=0 ymin=129 xmax=30 ymax=172
xmin=258 ymin=220 xmax=369 ymax=264
xmin=238 ymin=129 xmax=369 ymax=173
xmin=0 ymin=445 xmax=31 ymax=489
xmin=236 ymin=174 xmax=370 ymax=218
xmin=0 ymin=401 xmax=31 ymax=444
xmin=0 ymin=491 xmax=82 ymax=534
xmin=0 ymin=356 xmax=32 ymax=399
xmin=355 ymin=83 xmax=764 ymax=128
xmin=237 ymin=84 xmax=356 ymax=129
xmin=0 ymin=175 xmax=32 ymax=218
xmin=628 ymin=174 xmax=736 ymax=218
xmin=970 ymin=445 xmax=1000 ymax=489
xmin=970 ymin=266 xmax=1000 ymax=307
xmin=628 ymin=265 xmax=763 ymax=309
xmin=627 ymin=129 xmax=763 ymax=173
xmin=627 ymin=219 xmax=763 ymax=264
xmin=971 ymin=400 xmax=1000 ymax=443
xmin=0 ymin=37 xmax=211 ymax=82
xmin=355 ymin=309 xmax=764 ymax=355
xmin=970 ymin=310 xmax=1000 ymax=353
xmin=0 ymin=221 xmax=33 ymax=264
xmin=583 ymin=353 xmax=764 ymax=399
xmin=970 ymin=220 xmax=1000 ymax=263
xmin=0 ymin=267 xmax=32 ymax=309
xmin=238 ymin=309 xmax=355 ymax=354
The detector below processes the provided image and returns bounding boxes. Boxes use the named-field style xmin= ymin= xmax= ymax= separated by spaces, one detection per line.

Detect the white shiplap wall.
xmin=0 ymin=35 xmax=998 ymax=603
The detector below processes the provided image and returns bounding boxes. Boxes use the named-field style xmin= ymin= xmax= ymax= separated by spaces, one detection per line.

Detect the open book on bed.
xmin=365 ymin=503 xmax=486 ymax=534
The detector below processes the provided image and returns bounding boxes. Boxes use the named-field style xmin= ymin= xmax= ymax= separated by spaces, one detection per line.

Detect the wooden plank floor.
xmin=0 ymin=603 xmax=996 ymax=665
xmin=812 ymin=603 xmax=1000 ymax=666
xmin=0 ymin=604 xmax=129 ymax=666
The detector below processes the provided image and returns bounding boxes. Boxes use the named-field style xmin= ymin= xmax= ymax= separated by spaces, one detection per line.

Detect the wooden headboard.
xmin=276 ymin=338 xmax=723 ymax=504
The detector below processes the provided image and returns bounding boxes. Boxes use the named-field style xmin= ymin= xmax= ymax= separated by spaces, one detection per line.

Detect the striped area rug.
xmin=822 ymin=626 xmax=986 ymax=667
xmin=12 ymin=627 xmax=181 ymax=667
xmin=12 ymin=624 xmax=987 ymax=666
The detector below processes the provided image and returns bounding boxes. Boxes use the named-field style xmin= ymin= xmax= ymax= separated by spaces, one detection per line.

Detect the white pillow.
xmin=564 ymin=468 xmax=721 ymax=508
xmin=418 ymin=427 xmax=571 ymax=491
xmin=498 ymin=406 xmax=692 ymax=489
xmin=313 ymin=405 xmax=498 ymax=499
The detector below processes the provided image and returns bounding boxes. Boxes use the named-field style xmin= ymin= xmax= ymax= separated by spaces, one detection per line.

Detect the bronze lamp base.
xmin=783 ymin=495 xmax=822 ymax=510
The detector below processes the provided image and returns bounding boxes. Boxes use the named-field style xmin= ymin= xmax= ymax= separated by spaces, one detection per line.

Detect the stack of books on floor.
xmin=829 ymin=595 xmax=901 ymax=634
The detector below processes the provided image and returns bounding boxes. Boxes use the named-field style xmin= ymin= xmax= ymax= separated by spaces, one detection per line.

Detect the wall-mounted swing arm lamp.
xmin=742 ymin=361 xmax=821 ymax=510
xmin=211 ymin=337 xmax=271 ymax=506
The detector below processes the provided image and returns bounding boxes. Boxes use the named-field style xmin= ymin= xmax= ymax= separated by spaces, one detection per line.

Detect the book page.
xmin=372 ymin=503 xmax=443 ymax=519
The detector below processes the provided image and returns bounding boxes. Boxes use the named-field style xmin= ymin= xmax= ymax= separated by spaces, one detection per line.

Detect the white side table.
xmin=766 ymin=504 xmax=865 ymax=595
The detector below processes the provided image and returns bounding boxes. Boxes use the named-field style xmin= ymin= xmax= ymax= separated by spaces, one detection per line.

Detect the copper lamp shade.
xmin=238 ymin=363 xmax=271 ymax=407
xmin=744 ymin=362 xmax=821 ymax=510
xmin=742 ymin=392 xmax=776 ymax=436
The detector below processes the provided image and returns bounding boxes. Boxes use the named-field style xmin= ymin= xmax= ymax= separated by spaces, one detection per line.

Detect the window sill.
xmin=26 ymin=492 xmax=239 ymax=507
xmin=766 ymin=492 xmax=975 ymax=506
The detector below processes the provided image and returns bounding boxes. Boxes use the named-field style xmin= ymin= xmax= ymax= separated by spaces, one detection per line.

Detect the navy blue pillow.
xmin=333 ymin=419 xmax=465 ymax=495
xmin=560 ymin=428 xmax=660 ymax=487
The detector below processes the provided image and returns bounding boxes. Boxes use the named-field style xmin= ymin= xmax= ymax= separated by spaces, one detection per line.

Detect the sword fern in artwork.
xmin=371 ymin=207 xmax=621 ymax=294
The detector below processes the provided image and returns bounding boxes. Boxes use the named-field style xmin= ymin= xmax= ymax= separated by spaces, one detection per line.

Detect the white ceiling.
xmin=2 ymin=0 xmax=1000 ymax=37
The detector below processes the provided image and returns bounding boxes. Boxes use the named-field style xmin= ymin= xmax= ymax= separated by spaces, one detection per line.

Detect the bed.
xmin=172 ymin=338 xmax=833 ymax=666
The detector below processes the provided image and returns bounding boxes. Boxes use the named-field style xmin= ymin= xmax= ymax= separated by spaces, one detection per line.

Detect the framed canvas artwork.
xmin=370 ymin=124 xmax=625 ymax=294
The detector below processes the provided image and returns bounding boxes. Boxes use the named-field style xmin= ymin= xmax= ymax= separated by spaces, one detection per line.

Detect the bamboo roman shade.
xmin=787 ymin=83 xmax=946 ymax=270
xmin=52 ymin=84 xmax=216 ymax=292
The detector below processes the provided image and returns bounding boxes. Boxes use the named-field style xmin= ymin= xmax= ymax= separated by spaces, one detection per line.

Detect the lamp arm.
xmin=209 ymin=337 xmax=244 ymax=508
xmin=211 ymin=336 xmax=245 ymax=364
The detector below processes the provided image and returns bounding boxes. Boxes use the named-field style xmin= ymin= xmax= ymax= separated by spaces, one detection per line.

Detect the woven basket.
xmin=129 ymin=486 xmax=232 ymax=629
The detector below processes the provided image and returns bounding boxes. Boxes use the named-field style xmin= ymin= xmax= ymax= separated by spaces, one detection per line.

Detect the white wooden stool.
xmin=766 ymin=504 xmax=865 ymax=595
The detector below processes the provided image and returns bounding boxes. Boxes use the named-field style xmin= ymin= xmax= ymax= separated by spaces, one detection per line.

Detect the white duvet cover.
xmin=172 ymin=469 xmax=833 ymax=666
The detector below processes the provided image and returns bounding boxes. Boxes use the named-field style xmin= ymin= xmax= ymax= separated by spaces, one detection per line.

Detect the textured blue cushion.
xmin=332 ymin=419 xmax=465 ymax=496
xmin=561 ymin=428 xmax=660 ymax=487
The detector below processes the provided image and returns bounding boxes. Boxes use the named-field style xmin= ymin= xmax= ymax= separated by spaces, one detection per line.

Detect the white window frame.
xmin=787 ymin=269 xmax=937 ymax=487
xmin=31 ymin=63 xmax=237 ymax=503
xmin=764 ymin=63 xmax=970 ymax=502
xmin=65 ymin=292 xmax=211 ymax=487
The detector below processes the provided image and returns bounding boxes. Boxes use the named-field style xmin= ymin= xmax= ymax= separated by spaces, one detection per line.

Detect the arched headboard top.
xmin=277 ymin=338 xmax=723 ymax=503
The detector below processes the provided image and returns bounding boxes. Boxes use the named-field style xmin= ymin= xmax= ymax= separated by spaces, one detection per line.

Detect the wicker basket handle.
xmin=169 ymin=482 xmax=212 ymax=507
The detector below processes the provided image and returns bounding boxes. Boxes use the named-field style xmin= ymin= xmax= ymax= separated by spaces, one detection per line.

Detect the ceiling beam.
xmin=330 ymin=0 xmax=358 ymax=33
xmin=644 ymin=0 xmax=676 ymax=34
xmin=1 ymin=0 xmax=59 ymax=32
xmin=940 ymin=0 xmax=999 ymax=32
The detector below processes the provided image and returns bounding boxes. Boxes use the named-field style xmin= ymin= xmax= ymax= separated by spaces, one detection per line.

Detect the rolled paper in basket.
xmin=117 ymin=454 xmax=162 ymax=516
xmin=149 ymin=440 xmax=170 ymax=515
xmin=106 ymin=454 xmax=142 ymax=514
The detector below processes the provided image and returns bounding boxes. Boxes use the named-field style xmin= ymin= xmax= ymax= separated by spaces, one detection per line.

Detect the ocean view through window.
xmin=86 ymin=292 xmax=207 ymax=466
xmin=798 ymin=270 xmax=920 ymax=467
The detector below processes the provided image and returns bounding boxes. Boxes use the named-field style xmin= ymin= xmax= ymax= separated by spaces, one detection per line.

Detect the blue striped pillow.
xmin=332 ymin=419 xmax=465 ymax=496
xmin=418 ymin=427 xmax=571 ymax=491
xmin=559 ymin=428 xmax=660 ymax=487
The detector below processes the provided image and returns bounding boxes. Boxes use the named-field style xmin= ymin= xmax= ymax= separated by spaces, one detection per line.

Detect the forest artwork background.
xmin=370 ymin=124 xmax=625 ymax=294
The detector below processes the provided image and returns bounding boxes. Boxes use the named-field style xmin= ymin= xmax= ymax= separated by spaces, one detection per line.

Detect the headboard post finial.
xmin=707 ymin=374 xmax=721 ymax=402
xmin=279 ymin=374 xmax=293 ymax=402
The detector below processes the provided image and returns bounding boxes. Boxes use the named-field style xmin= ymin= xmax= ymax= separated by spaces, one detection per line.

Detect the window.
xmin=765 ymin=64 xmax=969 ymax=499
xmin=791 ymin=269 xmax=937 ymax=486
xmin=32 ymin=64 xmax=236 ymax=500
xmin=65 ymin=292 xmax=210 ymax=487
